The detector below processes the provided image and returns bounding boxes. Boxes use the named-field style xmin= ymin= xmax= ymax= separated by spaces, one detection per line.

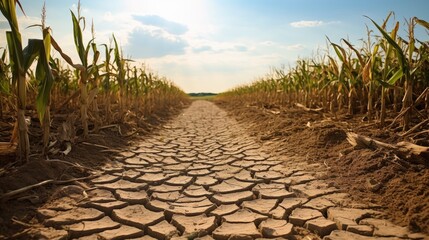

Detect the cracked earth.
xmin=33 ymin=101 xmax=428 ymax=240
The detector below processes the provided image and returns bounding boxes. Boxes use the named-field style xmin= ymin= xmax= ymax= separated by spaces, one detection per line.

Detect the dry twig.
xmin=295 ymin=103 xmax=323 ymax=113
xmin=346 ymin=132 xmax=429 ymax=163
xmin=0 ymin=175 xmax=97 ymax=201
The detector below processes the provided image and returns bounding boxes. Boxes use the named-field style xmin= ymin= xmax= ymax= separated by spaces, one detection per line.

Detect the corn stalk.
xmin=219 ymin=14 xmax=428 ymax=134
xmin=1 ymin=0 xmax=29 ymax=161
xmin=367 ymin=16 xmax=411 ymax=130
xmin=113 ymin=34 xmax=126 ymax=121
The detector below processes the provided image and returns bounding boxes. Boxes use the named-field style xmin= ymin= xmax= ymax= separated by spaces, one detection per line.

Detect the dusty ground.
xmin=215 ymin=99 xmax=429 ymax=235
xmin=0 ymin=99 xmax=429 ymax=239
xmin=0 ymin=104 xmax=188 ymax=238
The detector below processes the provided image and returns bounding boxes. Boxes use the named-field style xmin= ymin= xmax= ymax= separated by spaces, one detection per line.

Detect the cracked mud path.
xmin=36 ymin=101 xmax=428 ymax=240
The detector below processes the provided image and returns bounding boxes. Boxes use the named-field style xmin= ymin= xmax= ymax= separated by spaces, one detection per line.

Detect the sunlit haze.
xmin=1 ymin=0 xmax=428 ymax=93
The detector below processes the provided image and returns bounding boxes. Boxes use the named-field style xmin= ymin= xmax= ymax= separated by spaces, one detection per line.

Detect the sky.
xmin=1 ymin=0 xmax=429 ymax=93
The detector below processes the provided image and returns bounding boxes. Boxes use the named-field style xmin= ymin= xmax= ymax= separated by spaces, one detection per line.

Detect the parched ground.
xmin=0 ymin=100 xmax=428 ymax=239
xmin=216 ymin=99 xmax=429 ymax=237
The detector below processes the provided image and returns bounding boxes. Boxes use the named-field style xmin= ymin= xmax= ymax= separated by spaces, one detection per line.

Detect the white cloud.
xmin=290 ymin=20 xmax=324 ymax=28
xmin=260 ymin=41 xmax=275 ymax=46
xmin=138 ymin=50 xmax=277 ymax=93
xmin=126 ymin=26 xmax=188 ymax=58
xmin=192 ymin=45 xmax=213 ymax=53
xmin=133 ymin=15 xmax=188 ymax=35
xmin=284 ymin=44 xmax=305 ymax=51
xmin=102 ymin=11 xmax=114 ymax=22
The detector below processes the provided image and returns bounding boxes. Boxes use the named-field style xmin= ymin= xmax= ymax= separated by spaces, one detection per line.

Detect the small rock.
xmin=365 ymin=178 xmax=382 ymax=192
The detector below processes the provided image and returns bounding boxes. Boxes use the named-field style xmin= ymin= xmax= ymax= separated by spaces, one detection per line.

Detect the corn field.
xmin=219 ymin=14 xmax=429 ymax=135
xmin=0 ymin=0 xmax=189 ymax=161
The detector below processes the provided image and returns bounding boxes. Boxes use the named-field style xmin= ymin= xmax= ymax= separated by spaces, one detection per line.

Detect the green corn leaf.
xmin=113 ymin=34 xmax=121 ymax=66
xmin=43 ymin=28 xmax=51 ymax=57
xmin=366 ymin=16 xmax=408 ymax=75
xmin=71 ymin=10 xmax=86 ymax=66
xmin=22 ymin=38 xmax=54 ymax=123
xmin=387 ymin=68 xmax=403 ymax=85
xmin=332 ymin=43 xmax=347 ymax=65
xmin=23 ymin=39 xmax=42 ymax=71
xmin=35 ymin=54 xmax=54 ymax=123
xmin=83 ymin=39 xmax=95 ymax=64
xmin=6 ymin=31 xmax=24 ymax=75
xmin=342 ymin=39 xmax=364 ymax=67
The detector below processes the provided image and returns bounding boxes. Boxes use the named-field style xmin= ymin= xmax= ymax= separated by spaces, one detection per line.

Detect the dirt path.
xmin=31 ymin=101 xmax=427 ymax=240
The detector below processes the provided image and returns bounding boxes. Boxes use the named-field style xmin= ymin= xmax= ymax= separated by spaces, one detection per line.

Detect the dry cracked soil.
xmin=1 ymin=100 xmax=428 ymax=240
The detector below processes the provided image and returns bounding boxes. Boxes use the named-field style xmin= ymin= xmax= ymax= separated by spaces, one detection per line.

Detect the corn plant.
xmin=100 ymin=43 xmax=114 ymax=123
xmin=1 ymin=0 xmax=190 ymax=161
xmin=50 ymin=1 xmax=100 ymax=138
xmin=1 ymin=0 xmax=54 ymax=160
xmin=1 ymin=0 xmax=29 ymax=161
xmin=219 ymin=14 xmax=429 ymax=133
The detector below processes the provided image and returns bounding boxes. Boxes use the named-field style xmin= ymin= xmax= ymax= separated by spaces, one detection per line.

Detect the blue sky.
xmin=1 ymin=0 xmax=428 ymax=93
